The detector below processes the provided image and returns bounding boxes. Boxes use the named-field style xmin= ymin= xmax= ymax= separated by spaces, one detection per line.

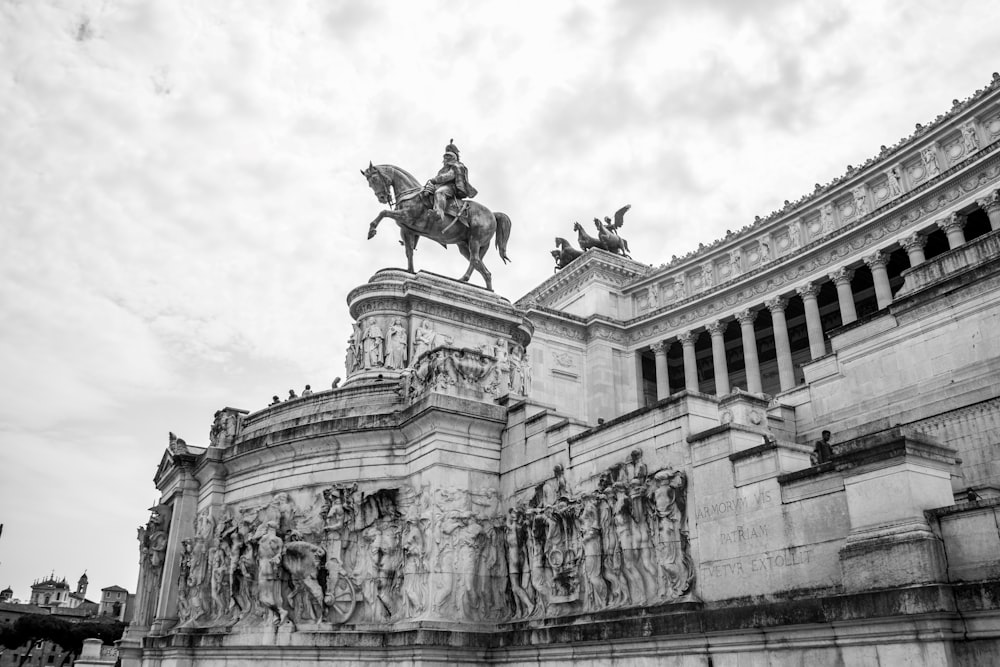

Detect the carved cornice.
xmin=516 ymin=249 xmax=651 ymax=309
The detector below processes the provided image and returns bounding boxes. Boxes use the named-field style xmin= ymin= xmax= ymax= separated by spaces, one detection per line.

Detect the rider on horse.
xmin=425 ymin=139 xmax=478 ymax=230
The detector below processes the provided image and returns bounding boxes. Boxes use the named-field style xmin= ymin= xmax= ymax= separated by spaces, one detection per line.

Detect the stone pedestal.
xmin=837 ymin=428 xmax=958 ymax=592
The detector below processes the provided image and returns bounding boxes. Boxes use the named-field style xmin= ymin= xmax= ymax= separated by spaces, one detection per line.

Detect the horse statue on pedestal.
xmin=363 ymin=162 xmax=511 ymax=291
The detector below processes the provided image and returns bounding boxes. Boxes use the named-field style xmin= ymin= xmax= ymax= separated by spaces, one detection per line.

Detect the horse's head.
xmin=572 ymin=221 xmax=582 ymax=233
xmin=362 ymin=162 xmax=390 ymax=204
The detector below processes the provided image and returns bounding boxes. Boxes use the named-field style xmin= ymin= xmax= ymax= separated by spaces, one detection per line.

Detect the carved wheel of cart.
xmin=325 ymin=570 xmax=357 ymax=624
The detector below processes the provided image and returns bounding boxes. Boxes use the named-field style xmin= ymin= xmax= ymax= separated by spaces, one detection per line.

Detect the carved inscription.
xmin=694 ymin=488 xmax=772 ymax=521
xmin=719 ymin=523 xmax=768 ymax=545
xmin=698 ymin=546 xmax=814 ymax=579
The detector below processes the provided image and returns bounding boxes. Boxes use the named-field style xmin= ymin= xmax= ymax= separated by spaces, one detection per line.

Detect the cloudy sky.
xmin=1 ymin=0 xmax=998 ymax=600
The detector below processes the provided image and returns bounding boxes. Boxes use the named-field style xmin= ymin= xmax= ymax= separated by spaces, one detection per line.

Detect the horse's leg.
xmin=475 ymin=233 xmax=493 ymax=291
xmin=367 ymin=209 xmax=407 ymax=238
xmin=401 ymin=229 xmax=416 ymax=272
xmin=457 ymin=242 xmax=474 ymax=283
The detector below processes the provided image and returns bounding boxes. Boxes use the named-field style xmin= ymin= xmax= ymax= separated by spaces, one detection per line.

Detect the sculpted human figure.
xmin=579 ymin=494 xmax=609 ymax=611
xmin=254 ymin=521 xmax=290 ymax=626
xmin=612 ymin=486 xmax=649 ymax=605
xmin=209 ymin=546 xmax=230 ymax=620
xmin=598 ymin=488 xmax=628 ymax=607
xmin=424 ymin=139 xmax=478 ymax=225
xmin=505 ymin=507 xmax=534 ymax=618
xmin=282 ymin=531 xmax=327 ymax=624
xmin=401 ymin=518 xmax=427 ymax=618
xmin=362 ymin=318 xmax=384 ymax=369
xmin=135 ymin=504 xmax=172 ymax=626
xmin=922 ymin=146 xmax=940 ymax=177
xmin=962 ymin=122 xmax=980 ymax=153
xmin=384 ymin=318 xmax=408 ymax=370
xmin=888 ymin=167 xmax=903 ymax=196
xmin=412 ymin=319 xmax=436 ymax=361
xmin=649 ymin=470 xmax=693 ymax=599
xmin=509 ymin=344 xmax=527 ymax=395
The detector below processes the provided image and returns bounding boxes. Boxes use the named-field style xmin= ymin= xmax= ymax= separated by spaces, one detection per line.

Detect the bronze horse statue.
xmin=363 ymin=162 xmax=511 ymax=291
xmin=551 ymin=237 xmax=583 ymax=271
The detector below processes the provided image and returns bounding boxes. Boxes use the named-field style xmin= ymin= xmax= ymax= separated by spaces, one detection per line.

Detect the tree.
xmin=0 ymin=614 xmax=125 ymax=666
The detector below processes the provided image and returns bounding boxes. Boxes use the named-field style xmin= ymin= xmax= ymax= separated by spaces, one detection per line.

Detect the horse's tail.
xmin=494 ymin=212 xmax=512 ymax=264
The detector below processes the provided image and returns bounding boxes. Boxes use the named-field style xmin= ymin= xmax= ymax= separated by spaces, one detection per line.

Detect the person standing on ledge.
xmin=812 ymin=430 xmax=833 ymax=465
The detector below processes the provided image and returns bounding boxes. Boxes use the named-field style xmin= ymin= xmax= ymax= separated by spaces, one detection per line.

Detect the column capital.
xmin=796 ymin=281 xmax=821 ymax=300
xmin=678 ymin=330 xmax=700 ymax=347
xmin=900 ymin=233 xmax=927 ymax=252
xmin=936 ymin=212 xmax=967 ymax=233
xmin=706 ymin=320 xmax=728 ymax=337
xmin=828 ymin=267 xmax=855 ymax=285
xmin=650 ymin=340 xmax=670 ymax=355
xmin=977 ymin=189 xmax=1000 ymax=212
xmin=863 ymin=250 xmax=889 ymax=270
xmin=765 ymin=296 xmax=788 ymax=313
xmin=735 ymin=309 xmax=757 ymax=325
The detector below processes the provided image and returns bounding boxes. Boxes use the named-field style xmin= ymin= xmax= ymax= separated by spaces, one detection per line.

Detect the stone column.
xmin=766 ymin=297 xmax=795 ymax=392
xmin=651 ymin=340 xmax=670 ymax=400
xmin=151 ymin=471 xmax=199 ymax=635
xmin=678 ymin=331 xmax=700 ymax=393
xmin=735 ymin=309 xmax=762 ymax=394
xmin=829 ymin=267 xmax=857 ymax=325
xmin=901 ymin=233 xmax=927 ymax=267
xmin=707 ymin=320 xmax=730 ymax=396
xmin=796 ymin=282 xmax=826 ymax=359
xmin=977 ymin=190 xmax=1000 ymax=231
xmin=864 ymin=250 xmax=893 ymax=310
xmin=937 ymin=212 xmax=967 ymax=248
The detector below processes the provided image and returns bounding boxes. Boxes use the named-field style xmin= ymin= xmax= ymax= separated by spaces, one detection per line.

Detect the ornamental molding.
xmin=624 ymin=74 xmax=1000 ymax=297
xmin=623 ymin=152 xmax=1000 ymax=345
xmin=516 ymin=249 xmax=650 ymax=310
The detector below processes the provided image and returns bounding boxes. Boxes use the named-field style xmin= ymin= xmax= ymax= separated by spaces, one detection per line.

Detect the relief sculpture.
xmin=157 ymin=453 xmax=693 ymax=631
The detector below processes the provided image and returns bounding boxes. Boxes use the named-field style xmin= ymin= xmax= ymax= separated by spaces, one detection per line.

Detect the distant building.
xmin=99 ymin=585 xmax=133 ymax=622
xmin=28 ymin=573 xmax=97 ymax=613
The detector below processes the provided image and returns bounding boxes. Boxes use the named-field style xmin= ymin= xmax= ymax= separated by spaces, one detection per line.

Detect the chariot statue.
xmin=363 ymin=140 xmax=512 ymax=291
xmin=552 ymin=204 xmax=633 ymax=270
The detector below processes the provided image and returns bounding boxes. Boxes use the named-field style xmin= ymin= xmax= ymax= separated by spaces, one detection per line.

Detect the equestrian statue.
xmin=363 ymin=139 xmax=511 ymax=291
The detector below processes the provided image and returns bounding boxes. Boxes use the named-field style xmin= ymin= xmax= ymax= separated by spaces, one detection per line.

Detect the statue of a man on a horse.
xmin=363 ymin=140 xmax=511 ymax=291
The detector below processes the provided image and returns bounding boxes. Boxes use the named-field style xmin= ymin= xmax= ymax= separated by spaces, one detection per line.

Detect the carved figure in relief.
xmin=852 ymin=185 xmax=868 ymax=216
xmin=282 ymin=533 xmax=326 ymax=624
xmin=509 ymin=344 xmax=528 ymax=395
xmin=701 ymin=265 xmax=714 ymax=288
xmin=209 ymin=409 xmax=239 ymax=448
xmin=788 ymin=222 xmax=801 ymax=248
xmin=962 ymin=123 xmax=980 ymax=153
xmin=362 ymin=318 xmax=384 ymax=369
xmin=401 ymin=518 xmax=427 ymax=618
xmin=821 ymin=203 xmax=835 ymax=233
xmin=888 ymin=167 xmax=903 ymax=196
xmin=254 ymin=521 xmax=290 ymax=626
xmin=135 ymin=503 xmax=172 ymax=627
xmin=384 ymin=318 xmax=408 ymax=370
xmin=649 ymin=470 xmax=693 ymax=600
xmin=412 ymin=319 xmax=436 ymax=361
xmin=597 ymin=486 xmax=628 ymax=607
xmin=346 ymin=322 xmax=363 ymax=374
xmin=648 ymin=282 xmax=659 ymax=308
xmin=177 ymin=538 xmax=194 ymax=624
xmin=922 ymin=147 xmax=941 ymax=177
xmin=209 ymin=546 xmax=230 ymax=620
xmin=579 ymin=494 xmax=608 ymax=610
xmin=611 ymin=486 xmax=649 ymax=605
xmin=505 ymin=507 xmax=534 ymax=618
xmin=729 ymin=250 xmax=742 ymax=277
xmin=228 ymin=515 xmax=257 ymax=621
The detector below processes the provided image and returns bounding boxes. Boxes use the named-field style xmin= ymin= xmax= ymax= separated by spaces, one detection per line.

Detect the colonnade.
xmin=648 ymin=199 xmax=998 ymax=400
